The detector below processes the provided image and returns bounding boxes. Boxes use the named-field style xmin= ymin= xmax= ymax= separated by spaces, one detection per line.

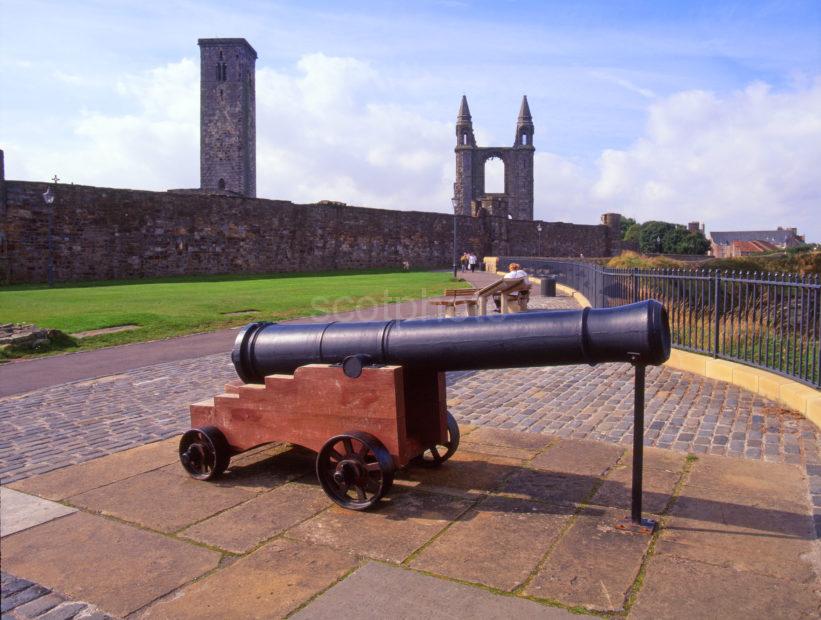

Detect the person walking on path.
xmin=468 ymin=252 xmax=478 ymax=272
xmin=460 ymin=252 xmax=469 ymax=272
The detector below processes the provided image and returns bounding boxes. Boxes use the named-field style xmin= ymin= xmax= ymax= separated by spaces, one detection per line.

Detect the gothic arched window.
xmin=218 ymin=178 xmax=226 ymax=190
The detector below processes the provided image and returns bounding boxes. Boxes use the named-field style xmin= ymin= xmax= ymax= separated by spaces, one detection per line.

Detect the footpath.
xmin=1 ymin=285 xmax=488 ymax=398
xmin=1 ymin=271 xmax=818 ymax=618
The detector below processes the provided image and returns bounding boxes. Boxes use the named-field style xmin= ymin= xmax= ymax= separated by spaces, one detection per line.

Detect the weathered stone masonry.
xmin=2 ymin=181 xmax=614 ymax=284
xmin=199 ymin=38 xmax=256 ymax=197
xmin=454 ymin=95 xmax=534 ymax=220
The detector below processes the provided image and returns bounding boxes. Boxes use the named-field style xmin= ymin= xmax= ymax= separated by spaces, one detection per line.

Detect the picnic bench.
xmin=430 ymin=277 xmax=531 ymax=317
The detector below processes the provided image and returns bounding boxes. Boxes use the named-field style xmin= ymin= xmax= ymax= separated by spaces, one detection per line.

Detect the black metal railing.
xmin=501 ymin=257 xmax=821 ymax=388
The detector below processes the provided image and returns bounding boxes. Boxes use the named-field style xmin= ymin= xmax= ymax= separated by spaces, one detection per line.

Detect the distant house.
xmin=709 ymin=227 xmax=804 ymax=258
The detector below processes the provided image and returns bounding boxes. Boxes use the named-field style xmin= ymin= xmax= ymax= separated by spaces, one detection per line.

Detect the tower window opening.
xmin=221 ymin=63 xmax=227 ymax=81
xmin=219 ymin=50 xmax=223 ymax=61
xmin=522 ymin=133 xmax=528 ymax=145
xmin=218 ymin=178 xmax=226 ymax=190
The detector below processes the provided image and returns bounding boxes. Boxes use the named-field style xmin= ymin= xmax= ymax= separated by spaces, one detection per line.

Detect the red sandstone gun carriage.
xmin=181 ymin=301 xmax=670 ymax=527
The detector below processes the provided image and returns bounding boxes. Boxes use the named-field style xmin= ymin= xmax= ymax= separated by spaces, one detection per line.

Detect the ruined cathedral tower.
xmin=453 ymin=95 xmax=534 ymax=220
xmin=198 ymin=38 xmax=257 ymax=197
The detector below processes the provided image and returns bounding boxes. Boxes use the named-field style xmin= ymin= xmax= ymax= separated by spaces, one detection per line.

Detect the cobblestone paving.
xmin=1 ymin=292 xmax=818 ymax=529
xmin=3 ymin=285 xmax=819 ymax=619
xmin=1 ymin=572 xmax=112 ymax=619
xmin=0 ymin=355 xmax=237 ymax=483
xmin=448 ymin=364 xmax=819 ymax=465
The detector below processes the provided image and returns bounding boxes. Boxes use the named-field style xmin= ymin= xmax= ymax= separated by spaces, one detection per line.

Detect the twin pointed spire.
xmin=517 ymin=95 xmax=533 ymax=126
xmin=456 ymin=95 xmax=532 ymax=126
xmin=456 ymin=95 xmax=533 ymax=148
xmin=457 ymin=95 xmax=472 ymax=124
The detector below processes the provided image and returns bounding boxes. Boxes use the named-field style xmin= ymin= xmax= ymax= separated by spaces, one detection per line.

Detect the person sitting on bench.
xmin=494 ymin=262 xmax=530 ymax=311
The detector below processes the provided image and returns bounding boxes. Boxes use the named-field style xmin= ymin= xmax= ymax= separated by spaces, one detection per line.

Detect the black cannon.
xmin=182 ymin=300 xmax=669 ymax=529
xmin=232 ymin=299 xmax=670 ymax=381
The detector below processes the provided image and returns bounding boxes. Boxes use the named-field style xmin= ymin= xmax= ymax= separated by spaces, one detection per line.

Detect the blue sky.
xmin=2 ymin=1 xmax=820 ymax=239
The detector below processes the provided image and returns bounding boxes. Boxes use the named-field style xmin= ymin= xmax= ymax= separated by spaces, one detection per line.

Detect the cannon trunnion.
xmin=181 ymin=300 xmax=670 ymax=520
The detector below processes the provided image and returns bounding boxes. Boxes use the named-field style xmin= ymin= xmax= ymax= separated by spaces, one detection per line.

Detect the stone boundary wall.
xmin=2 ymin=181 xmax=616 ymax=284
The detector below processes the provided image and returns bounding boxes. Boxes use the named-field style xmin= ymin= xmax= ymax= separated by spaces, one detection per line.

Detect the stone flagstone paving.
xmin=1 ymin=430 xmax=818 ymax=619
xmin=1 ymin=288 xmax=819 ymax=618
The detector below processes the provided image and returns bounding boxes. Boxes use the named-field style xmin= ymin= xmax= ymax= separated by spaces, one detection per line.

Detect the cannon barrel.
xmin=232 ymin=300 xmax=670 ymax=383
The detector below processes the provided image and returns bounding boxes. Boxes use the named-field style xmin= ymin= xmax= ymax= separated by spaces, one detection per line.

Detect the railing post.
xmin=713 ymin=270 xmax=720 ymax=358
xmin=616 ymin=359 xmax=656 ymax=535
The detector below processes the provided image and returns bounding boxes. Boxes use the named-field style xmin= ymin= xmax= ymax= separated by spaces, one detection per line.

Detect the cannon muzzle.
xmin=232 ymin=300 xmax=670 ymax=383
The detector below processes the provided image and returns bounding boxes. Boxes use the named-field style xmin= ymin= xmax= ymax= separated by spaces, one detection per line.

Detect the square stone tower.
xmin=198 ymin=38 xmax=257 ymax=197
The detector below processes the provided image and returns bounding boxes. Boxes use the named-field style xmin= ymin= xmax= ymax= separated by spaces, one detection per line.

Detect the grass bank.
xmin=0 ymin=269 xmax=463 ymax=359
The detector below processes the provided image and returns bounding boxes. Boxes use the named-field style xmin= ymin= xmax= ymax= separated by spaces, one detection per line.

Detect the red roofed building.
xmin=730 ymin=240 xmax=779 ymax=256
xmin=710 ymin=227 xmax=804 ymax=258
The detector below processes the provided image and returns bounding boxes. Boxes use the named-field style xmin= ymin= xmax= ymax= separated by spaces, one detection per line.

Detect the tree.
xmin=672 ymin=230 xmax=711 ymax=255
xmin=619 ymin=217 xmax=636 ymax=240
xmin=638 ymin=221 xmax=674 ymax=254
xmin=624 ymin=224 xmax=642 ymax=244
xmin=636 ymin=221 xmax=710 ymax=255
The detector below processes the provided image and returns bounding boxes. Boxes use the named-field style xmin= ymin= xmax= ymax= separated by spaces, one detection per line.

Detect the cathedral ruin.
xmin=453 ymin=95 xmax=535 ymax=220
xmin=1 ymin=38 xmax=626 ymax=285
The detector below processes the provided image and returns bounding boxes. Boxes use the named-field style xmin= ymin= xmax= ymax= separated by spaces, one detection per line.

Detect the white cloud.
xmin=533 ymin=152 xmax=591 ymax=223
xmin=589 ymin=70 xmax=657 ymax=99
xmin=589 ymin=79 xmax=821 ymax=238
xmin=9 ymin=52 xmax=455 ymax=210
xmin=255 ymin=54 xmax=453 ymax=209
xmin=11 ymin=58 xmax=200 ymax=190
xmin=7 ymin=53 xmax=820 ymax=241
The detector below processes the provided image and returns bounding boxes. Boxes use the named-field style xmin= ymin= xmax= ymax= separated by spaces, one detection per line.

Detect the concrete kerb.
xmin=524 ymin=270 xmax=821 ymax=430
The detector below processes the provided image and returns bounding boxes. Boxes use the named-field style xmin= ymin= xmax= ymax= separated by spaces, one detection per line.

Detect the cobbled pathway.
xmin=1 ymin=290 xmax=818 ymax=530
xmin=2 ymin=282 xmax=818 ymax=620
xmin=1 ymin=292 xmax=817 ymax=481
xmin=1 ymin=572 xmax=112 ymax=620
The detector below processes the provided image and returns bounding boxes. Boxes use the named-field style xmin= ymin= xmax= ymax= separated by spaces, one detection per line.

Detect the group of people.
xmin=459 ymin=252 xmax=479 ymax=272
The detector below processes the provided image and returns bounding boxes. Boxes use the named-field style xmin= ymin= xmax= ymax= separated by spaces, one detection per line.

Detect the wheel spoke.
xmin=429 ymin=446 xmax=442 ymax=463
xmin=317 ymin=432 xmax=393 ymax=510
xmin=180 ymin=427 xmax=229 ymax=481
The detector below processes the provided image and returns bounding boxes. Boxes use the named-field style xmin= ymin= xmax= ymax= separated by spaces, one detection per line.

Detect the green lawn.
xmin=0 ymin=270 xmax=463 ymax=359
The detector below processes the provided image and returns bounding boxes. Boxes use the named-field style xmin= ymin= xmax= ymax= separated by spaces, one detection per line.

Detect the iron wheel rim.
xmin=414 ymin=411 xmax=460 ymax=467
xmin=316 ymin=432 xmax=394 ymax=510
xmin=179 ymin=426 xmax=230 ymax=480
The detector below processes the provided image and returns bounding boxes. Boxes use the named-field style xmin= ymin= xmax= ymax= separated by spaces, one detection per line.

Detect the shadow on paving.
xmin=3 ymin=432 xmax=816 ymax=619
xmin=190 ymin=446 xmax=815 ymax=542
